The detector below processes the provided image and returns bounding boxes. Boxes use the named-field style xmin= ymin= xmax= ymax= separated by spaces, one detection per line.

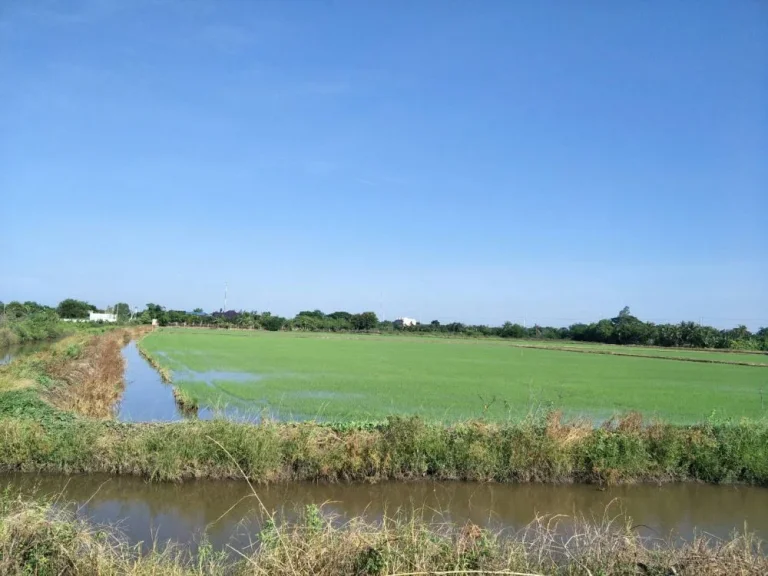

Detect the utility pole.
xmin=224 ymin=282 xmax=228 ymax=311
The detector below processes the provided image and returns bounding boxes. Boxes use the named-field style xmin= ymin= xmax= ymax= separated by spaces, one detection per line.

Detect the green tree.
xmin=3 ymin=301 xmax=28 ymax=319
xmin=296 ymin=310 xmax=325 ymax=319
xmin=328 ymin=311 xmax=352 ymax=321
xmin=351 ymin=311 xmax=378 ymax=331
xmin=610 ymin=307 xmax=651 ymax=345
xmin=261 ymin=314 xmax=286 ymax=331
xmin=140 ymin=303 xmax=167 ymax=325
xmin=115 ymin=303 xmax=131 ymax=321
xmin=23 ymin=301 xmax=48 ymax=313
xmin=500 ymin=322 xmax=526 ymax=338
xmin=56 ymin=298 xmax=93 ymax=319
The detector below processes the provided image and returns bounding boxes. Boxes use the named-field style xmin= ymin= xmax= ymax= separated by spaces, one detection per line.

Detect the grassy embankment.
xmin=141 ymin=329 xmax=768 ymax=423
xmin=2 ymin=492 xmax=765 ymax=576
xmin=0 ymin=316 xmax=66 ymax=348
xmin=0 ymin=408 xmax=767 ymax=485
xmin=0 ymin=327 xmax=135 ymax=419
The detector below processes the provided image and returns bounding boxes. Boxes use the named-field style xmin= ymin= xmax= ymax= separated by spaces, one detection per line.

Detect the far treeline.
xmin=3 ymin=298 xmax=765 ymax=351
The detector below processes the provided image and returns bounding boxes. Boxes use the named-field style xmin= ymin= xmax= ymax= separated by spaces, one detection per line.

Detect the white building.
xmin=394 ymin=317 xmax=418 ymax=328
xmin=89 ymin=312 xmax=118 ymax=323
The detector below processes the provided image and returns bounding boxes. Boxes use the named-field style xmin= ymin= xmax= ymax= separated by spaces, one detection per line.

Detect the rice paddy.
xmin=140 ymin=329 xmax=768 ymax=423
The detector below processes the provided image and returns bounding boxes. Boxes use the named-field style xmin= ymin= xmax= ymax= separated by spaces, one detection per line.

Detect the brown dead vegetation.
xmin=545 ymin=410 xmax=592 ymax=447
xmin=45 ymin=330 xmax=129 ymax=418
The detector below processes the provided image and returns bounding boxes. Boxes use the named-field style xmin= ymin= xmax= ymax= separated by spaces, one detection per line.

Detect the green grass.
xmin=141 ymin=329 xmax=768 ymax=423
xmin=1 ymin=412 xmax=767 ymax=485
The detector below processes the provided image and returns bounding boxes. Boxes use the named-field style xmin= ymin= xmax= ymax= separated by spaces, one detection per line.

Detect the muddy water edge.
xmin=2 ymin=473 xmax=767 ymax=555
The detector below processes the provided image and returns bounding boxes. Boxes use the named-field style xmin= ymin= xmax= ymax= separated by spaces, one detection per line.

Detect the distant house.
xmin=89 ymin=312 xmax=117 ymax=323
xmin=393 ymin=317 xmax=418 ymax=328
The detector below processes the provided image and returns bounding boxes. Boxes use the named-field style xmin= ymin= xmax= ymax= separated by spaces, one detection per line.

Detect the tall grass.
xmin=0 ymin=412 xmax=766 ymax=485
xmin=43 ymin=330 xmax=127 ymax=418
xmin=0 ymin=315 xmax=66 ymax=347
xmin=0 ymin=490 xmax=765 ymax=575
xmin=0 ymin=328 xmax=145 ymax=418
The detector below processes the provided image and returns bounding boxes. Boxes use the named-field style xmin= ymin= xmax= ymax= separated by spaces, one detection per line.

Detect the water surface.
xmin=118 ymin=342 xmax=264 ymax=422
xmin=2 ymin=474 xmax=765 ymax=554
xmin=118 ymin=341 xmax=185 ymax=422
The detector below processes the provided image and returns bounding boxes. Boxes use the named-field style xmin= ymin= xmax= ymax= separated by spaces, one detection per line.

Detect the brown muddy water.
xmin=2 ymin=474 xmax=766 ymax=554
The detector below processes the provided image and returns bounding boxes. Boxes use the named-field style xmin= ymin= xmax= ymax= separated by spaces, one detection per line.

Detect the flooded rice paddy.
xmin=118 ymin=341 xmax=265 ymax=421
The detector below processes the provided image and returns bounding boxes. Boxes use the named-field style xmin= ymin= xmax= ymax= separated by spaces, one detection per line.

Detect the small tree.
xmin=262 ymin=314 xmax=286 ymax=331
xmin=351 ymin=311 xmax=378 ymax=331
xmin=56 ymin=298 xmax=93 ymax=319
xmin=115 ymin=303 xmax=131 ymax=321
xmin=500 ymin=321 xmax=525 ymax=338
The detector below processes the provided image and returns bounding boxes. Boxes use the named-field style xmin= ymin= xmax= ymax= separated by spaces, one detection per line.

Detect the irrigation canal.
xmin=2 ymin=474 xmax=767 ymax=553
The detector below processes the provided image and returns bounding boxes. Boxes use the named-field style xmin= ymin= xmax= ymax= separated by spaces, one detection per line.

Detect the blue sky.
xmin=1 ymin=1 xmax=766 ymax=328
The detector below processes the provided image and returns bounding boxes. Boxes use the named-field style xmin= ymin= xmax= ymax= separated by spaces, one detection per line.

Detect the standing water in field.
xmin=117 ymin=341 xmax=266 ymax=422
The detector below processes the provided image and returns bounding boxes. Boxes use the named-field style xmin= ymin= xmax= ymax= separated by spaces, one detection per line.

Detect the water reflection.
xmin=2 ymin=474 xmax=765 ymax=554
xmin=117 ymin=341 xmax=185 ymax=422
xmin=118 ymin=342 xmax=267 ymax=422
xmin=0 ymin=339 xmax=58 ymax=365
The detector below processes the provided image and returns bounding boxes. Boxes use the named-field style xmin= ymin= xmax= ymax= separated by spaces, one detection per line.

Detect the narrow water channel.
xmin=118 ymin=341 xmax=263 ymax=422
xmin=2 ymin=474 xmax=765 ymax=554
xmin=118 ymin=341 xmax=186 ymax=421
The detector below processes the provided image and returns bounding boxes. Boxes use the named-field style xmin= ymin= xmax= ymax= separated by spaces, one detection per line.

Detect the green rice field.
xmin=141 ymin=329 xmax=768 ymax=423
xmin=504 ymin=340 xmax=768 ymax=365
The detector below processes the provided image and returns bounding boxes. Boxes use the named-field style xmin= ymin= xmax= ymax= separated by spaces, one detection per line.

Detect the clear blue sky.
xmin=2 ymin=1 xmax=766 ymax=328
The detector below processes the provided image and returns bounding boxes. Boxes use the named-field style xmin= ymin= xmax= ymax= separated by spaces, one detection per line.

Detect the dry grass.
xmin=545 ymin=410 xmax=593 ymax=447
xmin=0 ymin=490 xmax=765 ymax=576
xmin=0 ymin=373 xmax=34 ymax=393
xmin=44 ymin=331 xmax=128 ymax=418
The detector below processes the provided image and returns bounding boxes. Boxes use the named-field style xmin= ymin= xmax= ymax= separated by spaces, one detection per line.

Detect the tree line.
xmin=132 ymin=303 xmax=768 ymax=351
xmin=2 ymin=299 xmax=767 ymax=351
